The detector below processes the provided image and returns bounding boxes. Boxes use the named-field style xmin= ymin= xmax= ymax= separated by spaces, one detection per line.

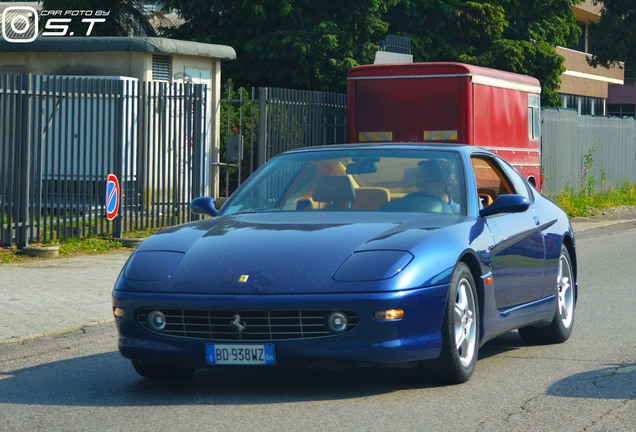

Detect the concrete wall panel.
xmin=541 ymin=108 xmax=636 ymax=194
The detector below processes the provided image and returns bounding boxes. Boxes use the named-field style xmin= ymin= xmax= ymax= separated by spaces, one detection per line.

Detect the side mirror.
xmin=479 ymin=194 xmax=529 ymax=218
xmin=190 ymin=197 xmax=218 ymax=217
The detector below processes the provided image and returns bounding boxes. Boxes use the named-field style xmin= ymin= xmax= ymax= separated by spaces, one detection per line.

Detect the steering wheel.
xmin=478 ymin=192 xmax=494 ymax=207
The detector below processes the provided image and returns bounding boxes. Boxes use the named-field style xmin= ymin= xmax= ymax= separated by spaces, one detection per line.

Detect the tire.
xmin=519 ymin=244 xmax=576 ymax=344
xmin=428 ymin=262 xmax=480 ymax=384
xmin=131 ymin=360 xmax=194 ymax=380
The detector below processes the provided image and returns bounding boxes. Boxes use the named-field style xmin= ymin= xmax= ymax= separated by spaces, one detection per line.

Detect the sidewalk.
xmin=570 ymin=218 xmax=635 ymax=232
xmin=0 ymin=251 xmax=131 ymax=342
xmin=0 ymin=218 xmax=634 ymax=343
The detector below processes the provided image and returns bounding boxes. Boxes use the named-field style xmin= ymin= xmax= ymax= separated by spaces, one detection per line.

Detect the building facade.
xmin=559 ymin=0 xmax=627 ymax=116
xmin=0 ymin=37 xmax=236 ymax=197
xmin=607 ymin=68 xmax=636 ymax=118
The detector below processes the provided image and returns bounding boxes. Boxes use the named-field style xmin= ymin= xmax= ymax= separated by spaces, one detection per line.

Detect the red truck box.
xmin=347 ymin=62 xmax=542 ymax=189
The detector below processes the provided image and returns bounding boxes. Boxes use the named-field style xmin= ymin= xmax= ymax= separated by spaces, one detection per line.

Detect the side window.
xmin=499 ymin=161 xmax=532 ymax=201
xmin=528 ymin=94 xmax=540 ymax=140
xmin=471 ymin=156 xmax=513 ymax=208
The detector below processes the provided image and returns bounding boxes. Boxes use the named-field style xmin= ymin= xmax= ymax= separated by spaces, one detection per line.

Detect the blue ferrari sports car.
xmin=113 ymin=144 xmax=577 ymax=383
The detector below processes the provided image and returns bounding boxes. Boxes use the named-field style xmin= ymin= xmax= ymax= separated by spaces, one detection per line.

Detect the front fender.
xmin=390 ymin=219 xmax=494 ymax=290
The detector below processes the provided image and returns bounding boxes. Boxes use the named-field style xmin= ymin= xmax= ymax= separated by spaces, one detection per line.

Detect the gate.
xmin=1 ymin=74 xmax=347 ymax=246
xmin=0 ymin=73 xmax=207 ymax=247
xmin=218 ymin=85 xmax=347 ymax=196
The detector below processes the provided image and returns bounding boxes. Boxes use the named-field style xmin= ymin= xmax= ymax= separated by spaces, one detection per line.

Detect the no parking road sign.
xmin=106 ymin=174 xmax=120 ymax=220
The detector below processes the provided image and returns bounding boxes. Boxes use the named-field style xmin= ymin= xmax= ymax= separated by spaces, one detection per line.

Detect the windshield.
xmin=220 ymin=148 xmax=467 ymax=216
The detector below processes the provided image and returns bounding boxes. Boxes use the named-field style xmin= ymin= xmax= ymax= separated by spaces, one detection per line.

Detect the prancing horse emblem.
xmin=231 ymin=314 xmax=246 ymax=335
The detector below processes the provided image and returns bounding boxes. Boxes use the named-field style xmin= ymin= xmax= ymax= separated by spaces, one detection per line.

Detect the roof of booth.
xmin=0 ymin=37 xmax=236 ymax=60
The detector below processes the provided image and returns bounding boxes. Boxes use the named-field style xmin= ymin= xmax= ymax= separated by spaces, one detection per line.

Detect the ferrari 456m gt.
xmin=113 ymin=144 xmax=577 ymax=384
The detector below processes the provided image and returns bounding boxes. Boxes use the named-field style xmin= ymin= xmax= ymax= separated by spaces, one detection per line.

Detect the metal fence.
xmin=219 ymin=85 xmax=347 ymax=196
xmin=541 ymin=108 xmax=636 ymax=194
xmin=0 ymin=73 xmax=207 ymax=247
xmin=380 ymin=34 xmax=412 ymax=54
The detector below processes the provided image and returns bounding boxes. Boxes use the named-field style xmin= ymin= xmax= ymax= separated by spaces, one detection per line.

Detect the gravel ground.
xmin=581 ymin=205 xmax=636 ymax=220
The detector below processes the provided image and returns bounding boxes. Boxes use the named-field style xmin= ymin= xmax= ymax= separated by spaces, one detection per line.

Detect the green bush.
xmin=552 ymin=181 xmax=636 ymax=218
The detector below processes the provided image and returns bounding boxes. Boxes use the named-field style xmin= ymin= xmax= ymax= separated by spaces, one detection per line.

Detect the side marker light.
xmin=375 ymin=309 xmax=405 ymax=321
xmin=113 ymin=307 xmax=125 ymax=318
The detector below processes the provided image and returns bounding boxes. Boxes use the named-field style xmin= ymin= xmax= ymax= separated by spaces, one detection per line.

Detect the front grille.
xmin=137 ymin=308 xmax=360 ymax=341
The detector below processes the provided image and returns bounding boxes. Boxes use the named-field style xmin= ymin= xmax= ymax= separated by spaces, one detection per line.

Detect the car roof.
xmin=282 ymin=142 xmax=492 ymax=157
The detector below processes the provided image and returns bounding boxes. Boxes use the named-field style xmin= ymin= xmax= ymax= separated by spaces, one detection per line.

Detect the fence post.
xmin=257 ymin=87 xmax=268 ymax=168
xmin=191 ymin=84 xmax=204 ymax=200
xmin=112 ymin=80 xmax=124 ymax=239
xmin=16 ymin=74 xmax=32 ymax=249
xmin=310 ymin=91 xmax=323 ymax=147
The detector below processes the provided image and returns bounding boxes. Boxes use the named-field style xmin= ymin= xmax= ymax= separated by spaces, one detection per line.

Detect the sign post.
xmin=106 ymin=173 xmax=122 ymax=238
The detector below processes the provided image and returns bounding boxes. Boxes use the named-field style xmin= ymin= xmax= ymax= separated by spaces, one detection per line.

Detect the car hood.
xmin=116 ymin=212 xmax=479 ymax=294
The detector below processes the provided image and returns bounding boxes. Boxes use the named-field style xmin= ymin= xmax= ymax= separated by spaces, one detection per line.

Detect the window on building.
xmin=561 ymin=94 xmax=577 ymax=111
xmin=561 ymin=94 xmax=605 ymax=116
xmin=568 ymin=22 xmax=587 ymax=52
xmin=581 ymin=96 xmax=591 ymax=115
xmin=528 ymin=94 xmax=540 ymax=140
xmin=592 ymin=98 xmax=604 ymax=116
xmin=607 ymin=104 xmax=636 ymax=118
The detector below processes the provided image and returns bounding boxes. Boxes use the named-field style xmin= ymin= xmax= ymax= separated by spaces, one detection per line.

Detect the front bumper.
xmin=113 ymin=284 xmax=449 ymax=369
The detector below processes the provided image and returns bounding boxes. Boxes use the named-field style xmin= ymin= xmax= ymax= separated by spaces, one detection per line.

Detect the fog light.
xmin=147 ymin=310 xmax=167 ymax=331
xmin=375 ymin=309 xmax=404 ymax=321
xmin=113 ymin=307 xmax=125 ymax=318
xmin=326 ymin=311 xmax=349 ymax=334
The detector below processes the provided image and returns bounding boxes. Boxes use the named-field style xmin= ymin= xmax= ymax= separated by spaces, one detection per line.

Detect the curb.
xmin=116 ymin=238 xmax=145 ymax=248
xmin=0 ymin=319 xmax=115 ymax=345
xmin=571 ymin=218 xmax=636 ymax=233
xmin=20 ymin=245 xmax=60 ymax=258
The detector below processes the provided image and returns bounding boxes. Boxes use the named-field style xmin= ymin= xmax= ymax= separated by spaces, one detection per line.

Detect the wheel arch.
xmin=458 ymin=251 xmax=485 ymax=335
xmin=562 ymin=234 xmax=578 ymax=302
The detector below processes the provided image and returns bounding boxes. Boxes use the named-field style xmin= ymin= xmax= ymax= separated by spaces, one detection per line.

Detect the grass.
xmin=550 ymin=181 xmax=636 ymax=217
xmin=0 ymin=247 xmax=30 ymax=264
xmin=54 ymin=236 xmax=125 ymax=255
xmin=0 ymin=228 xmax=158 ymax=264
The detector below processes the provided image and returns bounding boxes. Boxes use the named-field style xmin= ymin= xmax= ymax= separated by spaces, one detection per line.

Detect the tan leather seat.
xmin=312 ymin=176 xmax=356 ymax=209
xmin=352 ymin=187 xmax=390 ymax=210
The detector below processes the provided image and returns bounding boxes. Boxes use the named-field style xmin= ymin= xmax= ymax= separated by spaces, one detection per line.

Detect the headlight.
xmin=332 ymin=250 xmax=414 ymax=282
xmin=123 ymin=251 xmax=184 ymax=281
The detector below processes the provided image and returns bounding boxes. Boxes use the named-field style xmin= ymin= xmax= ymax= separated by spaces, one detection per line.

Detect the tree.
xmin=160 ymin=0 xmax=396 ymax=92
xmin=162 ymin=0 xmax=581 ymax=105
xmin=384 ymin=0 xmax=582 ymax=106
xmin=588 ymin=0 xmax=636 ymax=68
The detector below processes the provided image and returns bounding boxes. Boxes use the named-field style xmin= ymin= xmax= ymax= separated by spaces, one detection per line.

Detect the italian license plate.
xmin=206 ymin=344 xmax=276 ymax=365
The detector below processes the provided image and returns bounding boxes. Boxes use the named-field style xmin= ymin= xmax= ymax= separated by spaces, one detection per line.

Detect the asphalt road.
xmin=0 ymin=222 xmax=634 ymax=431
